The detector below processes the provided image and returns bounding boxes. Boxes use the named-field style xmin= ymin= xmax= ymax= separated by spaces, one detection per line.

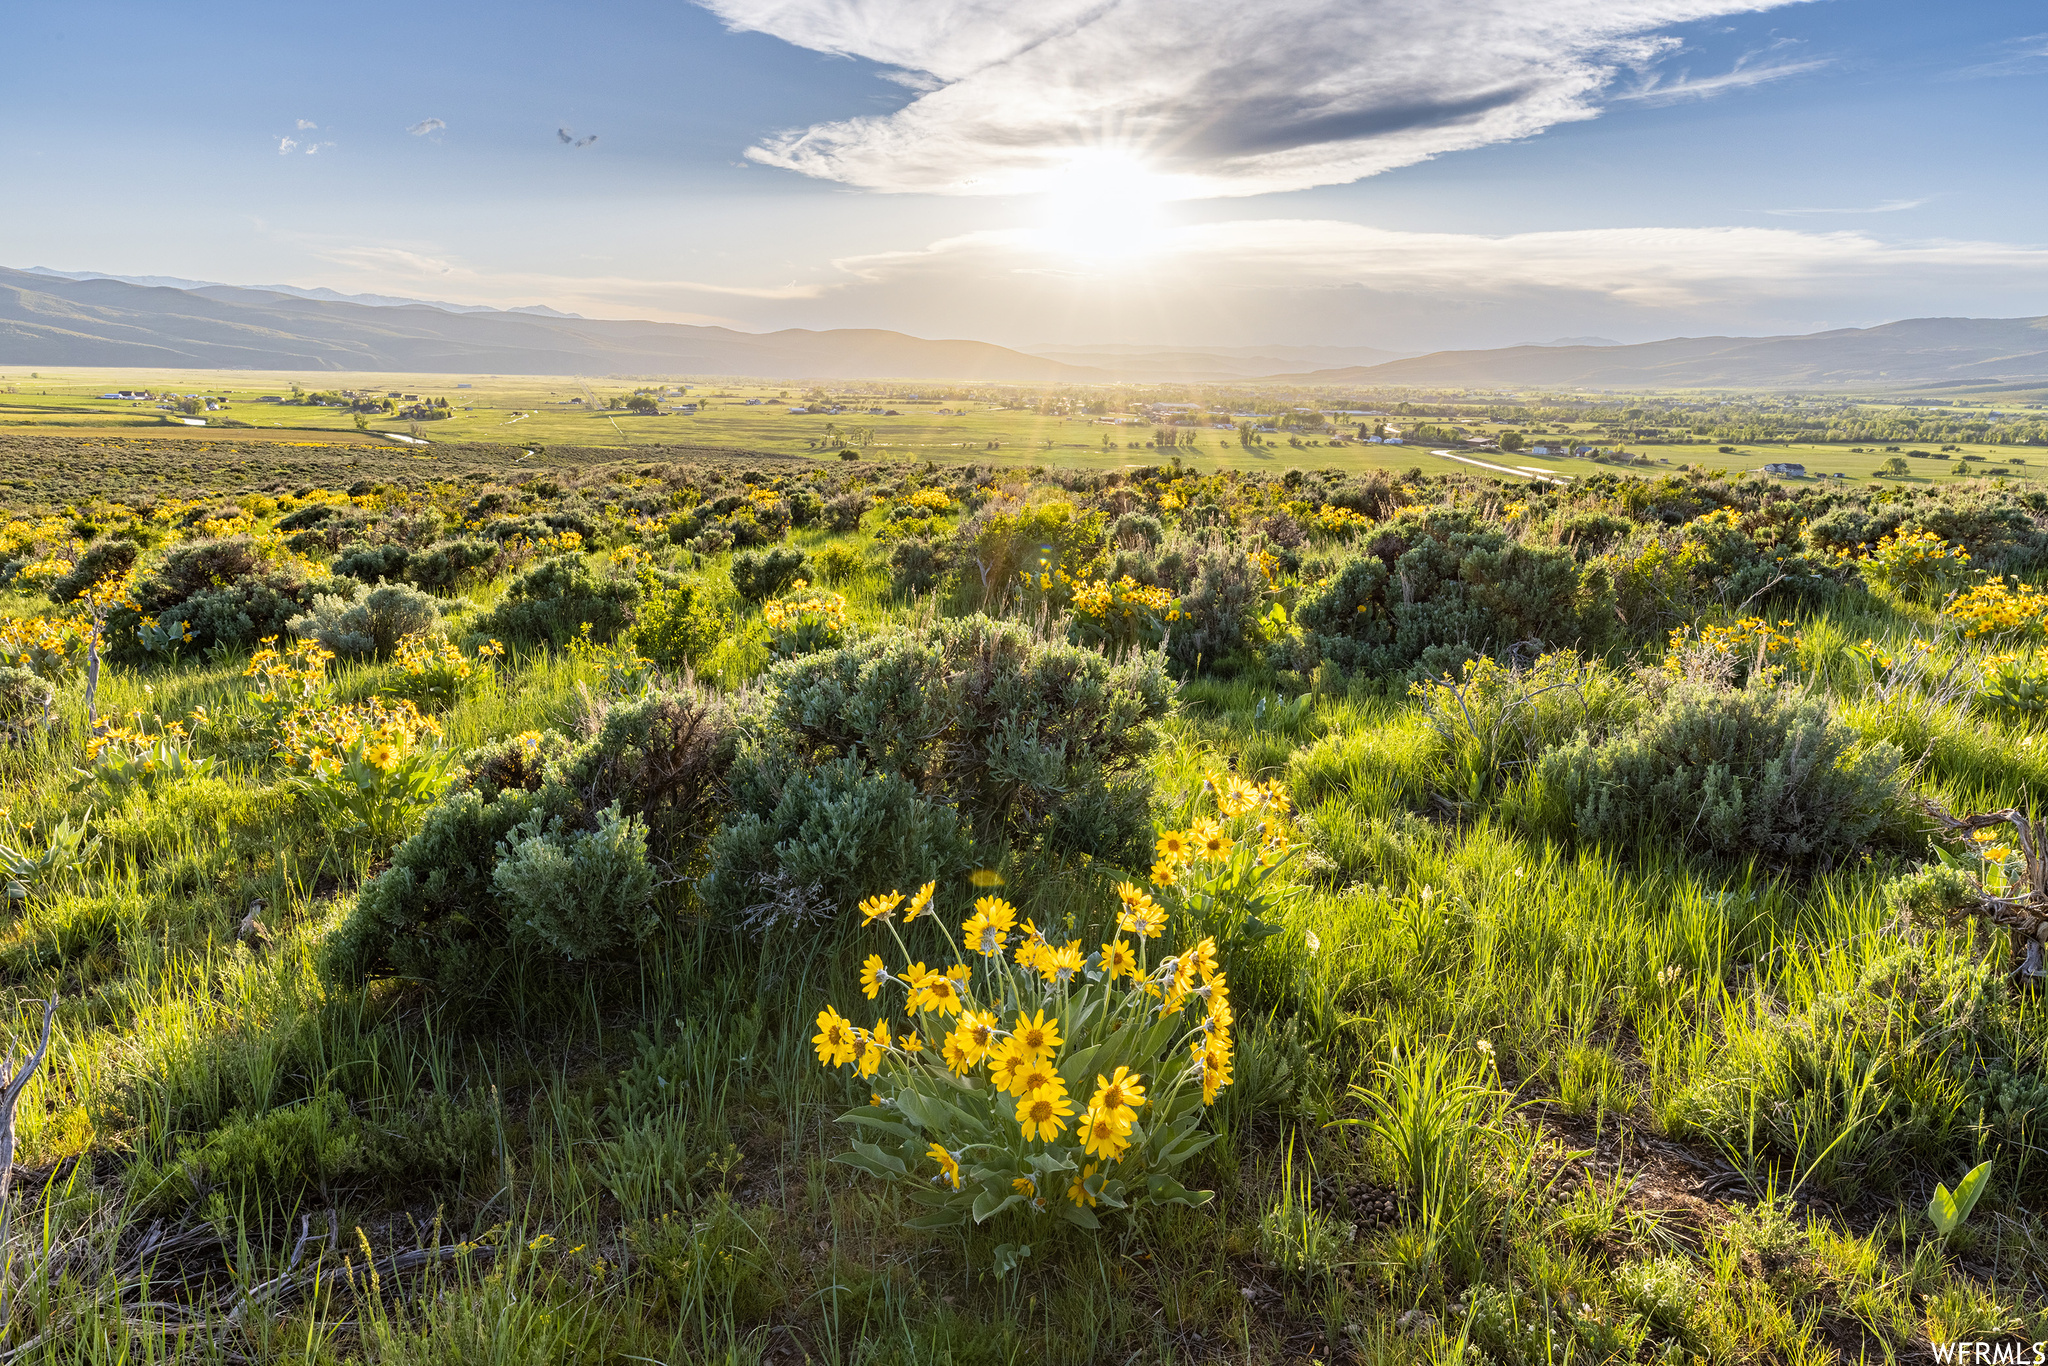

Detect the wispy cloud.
xmin=831 ymin=221 xmax=2048 ymax=309
xmin=1948 ymin=32 xmax=2048 ymax=79
xmin=1616 ymin=52 xmax=1829 ymax=104
xmin=1763 ymin=198 xmax=1929 ymax=217
xmin=295 ymin=119 xmax=318 ymax=130
xmin=309 ymin=244 xmax=824 ymax=308
xmin=407 ymin=117 xmax=446 ymax=136
xmin=693 ymin=0 xmax=1818 ymax=198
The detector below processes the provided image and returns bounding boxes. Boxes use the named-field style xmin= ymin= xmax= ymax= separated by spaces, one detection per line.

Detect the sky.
xmin=4 ymin=0 xmax=2048 ymax=352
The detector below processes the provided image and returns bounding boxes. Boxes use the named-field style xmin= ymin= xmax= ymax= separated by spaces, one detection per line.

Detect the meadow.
xmin=0 ymin=431 xmax=2043 ymax=1364
xmin=3 ymin=368 xmax=2041 ymax=488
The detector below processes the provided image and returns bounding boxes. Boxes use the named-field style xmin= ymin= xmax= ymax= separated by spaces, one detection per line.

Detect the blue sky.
xmin=5 ymin=0 xmax=2046 ymax=350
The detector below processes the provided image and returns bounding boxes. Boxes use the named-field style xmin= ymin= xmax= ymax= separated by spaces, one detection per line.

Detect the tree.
xmin=625 ymin=395 xmax=659 ymax=415
xmin=1877 ymin=456 xmax=1910 ymax=477
xmin=1499 ymin=431 xmax=1526 ymax=452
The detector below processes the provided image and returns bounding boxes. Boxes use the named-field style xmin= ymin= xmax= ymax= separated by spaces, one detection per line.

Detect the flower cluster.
xmin=1944 ymin=579 xmax=2048 ymax=641
xmin=818 ymin=882 xmax=1232 ymax=1234
xmin=384 ymin=631 xmax=496 ymax=708
xmin=902 ymin=489 xmax=955 ymax=514
xmin=761 ymin=580 xmax=850 ymax=657
xmin=1065 ymin=574 xmax=1180 ymax=652
xmin=1147 ymin=773 xmax=1300 ymax=945
xmin=275 ymin=695 xmax=440 ymax=778
xmin=81 ymin=712 xmax=213 ymax=793
xmin=1859 ymin=529 xmax=1974 ymax=603
xmin=1663 ymin=616 xmax=1797 ymax=678
xmin=1980 ymin=651 xmax=2048 ymax=717
xmin=1310 ymin=505 xmax=1373 ymax=538
xmin=0 ymin=614 xmax=89 ymax=680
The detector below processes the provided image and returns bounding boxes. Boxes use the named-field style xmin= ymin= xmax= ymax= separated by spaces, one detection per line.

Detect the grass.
xmin=0 ymin=441 xmax=2041 ymax=1362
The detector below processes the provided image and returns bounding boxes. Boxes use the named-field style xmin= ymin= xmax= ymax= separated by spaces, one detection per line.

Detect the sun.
xmin=1030 ymin=150 xmax=1175 ymax=263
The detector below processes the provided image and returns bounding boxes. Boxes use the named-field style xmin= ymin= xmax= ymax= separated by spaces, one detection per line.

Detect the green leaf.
xmin=839 ymin=1108 xmax=917 ymax=1140
xmin=1059 ymin=1202 xmax=1101 ymax=1230
xmin=904 ymin=1208 xmax=968 ymax=1231
xmin=971 ymin=1187 xmax=1024 ymax=1224
xmin=849 ymin=1140 xmax=907 ymax=1177
xmin=1927 ymin=1183 xmax=1960 ymax=1236
xmin=1931 ymin=1160 xmax=1994 ymax=1235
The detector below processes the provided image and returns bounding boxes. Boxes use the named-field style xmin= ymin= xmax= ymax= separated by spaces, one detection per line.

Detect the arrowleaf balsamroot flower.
xmin=963 ymin=896 xmax=1017 ymax=956
xmin=1016 ymin=1088 xmax=1074 ymax=1142
xmin=860 ymin=890 xmax=905 ymax=926
xmin=824 ymin=880 xmax=1242 ymax=1239
xmin=1080 ymin=1104 xmax=1134 ymax=1161
xmin=813 ymin=1006 xmax=857 ymax=1067
xmin=908 ymin=964 xmax=966 ymax=1016
xmin=1011 ymin=1009 xmax=1062 ymax=1061
xmin=1090 ymin=1065 xmax=1147 ymax=1121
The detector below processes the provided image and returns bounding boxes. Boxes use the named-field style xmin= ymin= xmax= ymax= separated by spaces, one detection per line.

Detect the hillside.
xmin=1281 ymin=315 xmax=2048 ymax=390
xmin=0 ymin=267 xmax=1100 ymax=380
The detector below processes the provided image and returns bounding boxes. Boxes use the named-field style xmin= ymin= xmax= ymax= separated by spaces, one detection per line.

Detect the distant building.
xmin=1761 ymin=462 xmax=1807 ymax=476
xmin=456 ymin=383 xmax=472 ymax=389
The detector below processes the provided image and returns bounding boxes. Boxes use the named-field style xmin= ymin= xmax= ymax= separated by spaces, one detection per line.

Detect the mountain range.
xmin=6 ymin=266 xmax=2048 ymax=390
xmin=1276 ymin=317 xmax=2048 ymax=391
xmin=0 ymin=268 xmax=1095 ymax=380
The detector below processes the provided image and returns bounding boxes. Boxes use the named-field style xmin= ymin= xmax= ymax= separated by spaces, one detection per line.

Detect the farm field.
xmin=0 ymin=433 xmax=2044 ymax=1363
xmin=3 ymin=367 xmax=2042 ymax=489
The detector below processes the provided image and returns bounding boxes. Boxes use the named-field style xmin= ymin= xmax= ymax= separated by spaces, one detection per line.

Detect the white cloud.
xmin=277 ymin=136 xmax=298 ymax=155
xmin=1763 ymin=198 xmax=1930 ymax=217
xmin=296 ymin=119 xmax=318 ymax=130
xmin=1616 ymin=52 xmax=1829 ymax=104
xmin=308 ymin=244 xmax=825 ymax=314
xmin=1948 ymin=32 xmax=2048 ymax=79
xmin=831 ymin=220 xmax=2048 ymax=308
xmin=407 ymin=117 xmax=446 ymax=136
xmin=695 ymin=0 xmax=1819 ymax=197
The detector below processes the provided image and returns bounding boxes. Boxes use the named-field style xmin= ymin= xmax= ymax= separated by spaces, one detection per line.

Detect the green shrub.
xmin=1413 ymin=650 xmax=1640 ymax=803
xmin=1295 ymin=510 xmax=1611 ymax=681
xmin=1525 ymin=679 xmax=1906 ymax=867
xmin=823 ymin=494 xmax=867 ymax=533
xmin=47 ymin=537 xmax=138 ymax=603
xmin=635 ymin=582 xmax=728 ymax=672
xmin=477 ymin=554 xmax=639 ymax=646
xmin=332 ymin=543 xmax=412 ymax=584
xmin=1164 ymin=537 xmax=1267 ymax=676
xmin=700 ymin=616 xmax=1170 ymax=919
xmin=171 ymin=1091 xmax=364 ymax=1208
xmin=887 ymin=536 xmax=953 ymax=596
xmin=0 ymin=667 xmax=54 ymax=747
xmin=731 ymin=546 xmax=811 ymax=602
xmin=699 ymin=754 xmax=974 ymax=925
xmin=289 ymin=582 xmax=440 ymax=660
xmin=960 ymin=499 xmax=1104 ymax=609
xmin=404 ymin=538 xmax=497 ymax=592
xmin=115 ymin=535 xmax=315 ymax=659
xmin=493 ymin=802 xmax=657 ymax=960
xmin=323 ymin=692 xmax=736 ymax=998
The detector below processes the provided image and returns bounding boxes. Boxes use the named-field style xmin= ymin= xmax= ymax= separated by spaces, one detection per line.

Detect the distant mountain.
xmin=23 ymin=267 xmax=585 ymax=318
xmin=1273 ymin=317 xmax=2048 ymax=390
xmin=1525 ymin=336 xmax=1623 ymax=348
xmin=0 ymin=268 xmax=1101 ymax=380
xmin=1026 ymin=341 xmax=1412 ymax=379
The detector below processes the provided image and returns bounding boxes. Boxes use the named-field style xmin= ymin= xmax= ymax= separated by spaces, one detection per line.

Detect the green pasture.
xmin=4 ymin=367 xmax=2040 ymax=487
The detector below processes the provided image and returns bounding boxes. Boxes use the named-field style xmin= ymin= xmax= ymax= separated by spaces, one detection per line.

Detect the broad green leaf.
xmin=1059 ymin=1202 xmax=1101 ymax=1230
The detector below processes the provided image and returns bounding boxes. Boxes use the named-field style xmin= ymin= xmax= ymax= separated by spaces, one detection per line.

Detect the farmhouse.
xmin=1762 ymin=462 xmax=1808 ymax=476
